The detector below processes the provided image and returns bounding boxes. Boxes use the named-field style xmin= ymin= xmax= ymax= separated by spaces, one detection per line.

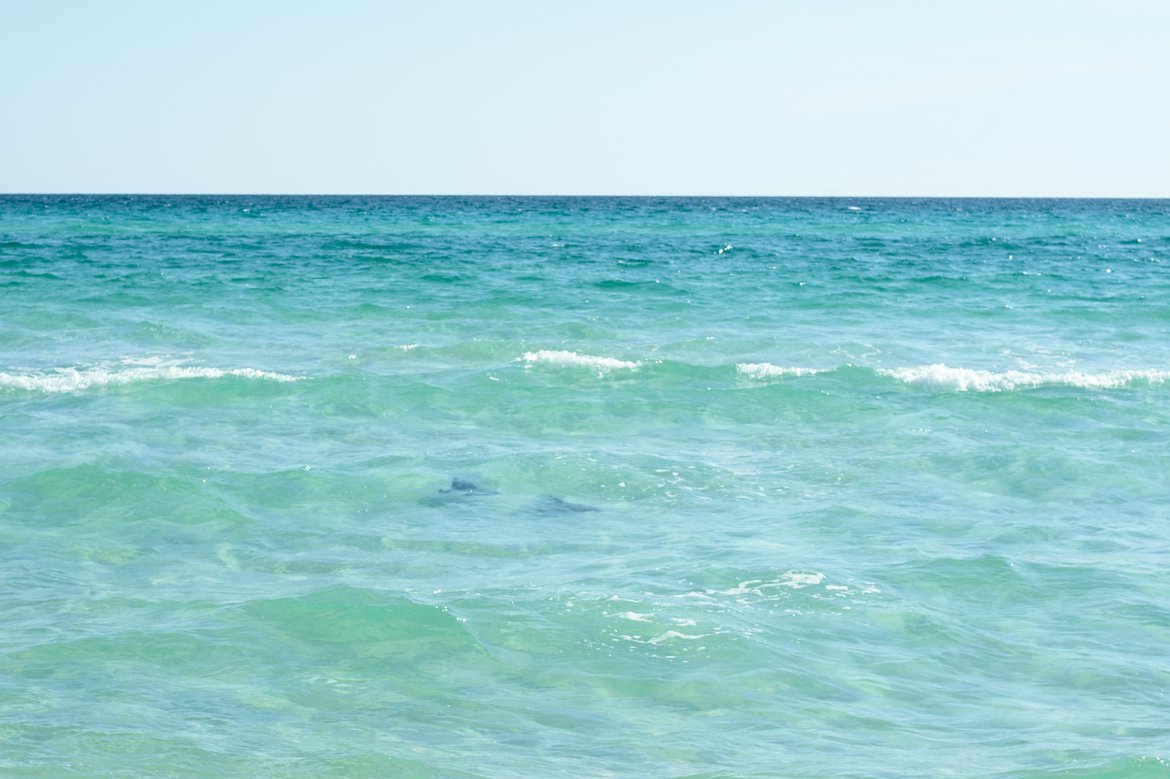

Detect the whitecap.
xmin=718 ymin=572 xmax=826 ymax=598
xmin=611 ymin=611 xmax=654 ymax=623
xmin=877 ymin=364 xmax=1170 ymax=392
xmin=647 ymin=630 xmax=707 ymax=645
xmin=735 ymin=363 xmax=826 ymax=380
xmin=782 ymin=572 xmax=827 ymax=587
xmin=521 ymin=350 xmax=642 ymax=374
xmin=0 ymin=363 xmax=301 ymax=393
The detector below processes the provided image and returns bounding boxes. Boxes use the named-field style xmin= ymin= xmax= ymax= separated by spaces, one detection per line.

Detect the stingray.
xmin=537 ymin=496 xmax=599 ymax=514
xmin=425 ymin=479 xmax=599 ymax=514
xmin=439 ymin=478 xmax=499 ymax=496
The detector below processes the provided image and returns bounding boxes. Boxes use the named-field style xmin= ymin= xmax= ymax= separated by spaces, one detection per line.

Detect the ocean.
xmin=2 ymin=195 xmax=1168 ymax=777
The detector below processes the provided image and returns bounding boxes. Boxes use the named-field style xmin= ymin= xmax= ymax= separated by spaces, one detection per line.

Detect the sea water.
xmin=2 ymin=195 xmax=1168 ymax=778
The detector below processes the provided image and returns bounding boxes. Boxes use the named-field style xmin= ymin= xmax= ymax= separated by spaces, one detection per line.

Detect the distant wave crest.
xmin=0 ymin=363 xmax=301 ymax=393
xmin=522 ymin=350 xmax=642 ymax=374
xmin=876 ymin=364 xmax=1170 ymax=392
xmin=736 ymin=361 xmax=1168 ymax=391
xmin=736 ymin=363 xmax=828 ymax=380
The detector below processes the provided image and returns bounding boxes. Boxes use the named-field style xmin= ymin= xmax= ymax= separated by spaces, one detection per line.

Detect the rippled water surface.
xmin=2 ymin=196 xmax=1169 ymax=777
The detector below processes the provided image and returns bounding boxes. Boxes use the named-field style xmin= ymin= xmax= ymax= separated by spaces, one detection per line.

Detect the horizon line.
xmin=3 ymin=192 xmax=1169 ymax=201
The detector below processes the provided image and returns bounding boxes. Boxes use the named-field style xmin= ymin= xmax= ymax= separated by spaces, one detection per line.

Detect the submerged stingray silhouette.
xmin=537 ymin=496 xmax=599 ymax=514
xmin=427 ymin=479 xmax=600 ymax=515
xmin=439 ymin=478 xmax=498 ymax=496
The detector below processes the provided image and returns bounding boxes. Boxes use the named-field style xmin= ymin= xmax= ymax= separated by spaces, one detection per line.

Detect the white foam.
xmin=782 ymin=572 xmax=827 ymax=588
xmin=611 ymin=611 xmax=654 ymax=623
xmin=0 ymin=364 xmax=301 ymax=393
xmin=647 ymin=630 xmax=706 ymax=645
xmin=522 ymin=350 xmax=641 ymax=374
xmin=735 ymin=363 xmax=826 ymax=380
xmin=878 ymin=364 xmax=1170 ymax=392
xmin=718 ymin=572 xmax=826 ymax=597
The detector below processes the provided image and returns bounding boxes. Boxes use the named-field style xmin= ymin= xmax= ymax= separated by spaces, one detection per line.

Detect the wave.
xmin=876 ymin=364 xmax=1170 ymax=392
xmin=592 ymin=279 xmax=687 ymax=295
xmin=735 ymin=363 xmax=829 ymax=380
xmin=0 ymin=362 xmax=301 ymax=393
xmin=517 ymin=353 xmax=1169 ymax=391
xmin=521 ymin=350 xmax=642 ymax=374
xmin=734 ymin=361 xmax=1170 ymax=392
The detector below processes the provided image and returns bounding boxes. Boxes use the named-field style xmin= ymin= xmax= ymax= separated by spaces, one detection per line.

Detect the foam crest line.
xmin=877 ymin=364 xmax=1170 ymax=392
xmin=0 ymin=365 xmax=301 ymax=393
xmin=522 ymin=350 xmax=642 ymax=373
xmin=736 ymin=363 xmax=828 ymax=380
xmin=735 ymin=362 xmax=1170 ymax=391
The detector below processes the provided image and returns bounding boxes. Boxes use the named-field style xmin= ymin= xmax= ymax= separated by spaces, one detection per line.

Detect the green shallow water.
xmin=2 ymin=195 xmax=1170 ymax=777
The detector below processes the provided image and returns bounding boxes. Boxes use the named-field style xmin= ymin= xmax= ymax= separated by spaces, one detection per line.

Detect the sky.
xmin=1 ymin=0 xmax=1168 ymax=196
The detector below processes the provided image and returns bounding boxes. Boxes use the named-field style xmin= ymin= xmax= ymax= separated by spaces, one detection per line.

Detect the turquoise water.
xmin=2 ymin=195 xmax=1169 ymax=777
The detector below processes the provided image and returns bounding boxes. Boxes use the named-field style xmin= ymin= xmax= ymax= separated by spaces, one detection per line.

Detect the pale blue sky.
xmin=2 ymin=1 xmax=1167 ymax=196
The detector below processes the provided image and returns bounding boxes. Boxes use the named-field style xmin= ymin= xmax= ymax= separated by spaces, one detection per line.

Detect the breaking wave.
xmin=733 ymin=360 xmax=1169 ymax=392
xmin=735 ymin=363 xmax=829 ymax=380
xmin=0 ymin=363 xmax=301 ymax=393
xmin=521 ymin=350 xmax=643 ymax=374
xmin=876 ymin=364 xmax=1170 ymax=392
